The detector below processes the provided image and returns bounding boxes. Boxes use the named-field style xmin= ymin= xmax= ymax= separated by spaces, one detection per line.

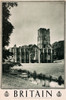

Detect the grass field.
xmin=2 ymin=61 xmax=64 ymax=89
xmin=13 ymin=63 xmax=64 ymax=79
xmin=2 ymin=73 xmax=64 ymax=89
xmin=2 ymin=74 xmax=45 ymax=89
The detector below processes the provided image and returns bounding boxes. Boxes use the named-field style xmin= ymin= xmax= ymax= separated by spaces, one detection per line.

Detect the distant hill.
xmin=52 ymin=40 xmax=64 ymax=60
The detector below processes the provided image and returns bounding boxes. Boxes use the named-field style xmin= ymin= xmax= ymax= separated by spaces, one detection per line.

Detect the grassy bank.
xmin=2 ymin=73 xmax=46 ymax=89
xmin=2 ymin=61 xmax=64 ymax=89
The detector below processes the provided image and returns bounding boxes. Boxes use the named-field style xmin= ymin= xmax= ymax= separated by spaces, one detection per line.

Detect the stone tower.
xmin=37 ymin=28 xmax=50 ymax=49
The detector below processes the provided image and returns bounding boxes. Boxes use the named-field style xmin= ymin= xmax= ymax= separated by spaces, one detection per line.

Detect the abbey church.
xmin=9 ymin=28 xmax=53 ymax=63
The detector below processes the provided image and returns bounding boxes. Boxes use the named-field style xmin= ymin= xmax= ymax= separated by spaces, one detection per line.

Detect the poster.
xmin=0 ymin=0 xmax=66 ymax=100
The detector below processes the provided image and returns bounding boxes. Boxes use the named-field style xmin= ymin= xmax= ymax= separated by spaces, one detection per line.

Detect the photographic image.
xmin=2 ymin=1 xmax=64 ymax=89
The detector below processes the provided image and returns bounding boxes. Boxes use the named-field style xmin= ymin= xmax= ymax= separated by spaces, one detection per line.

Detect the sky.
xmin=8 ymin=1 xmax=64 ymax=48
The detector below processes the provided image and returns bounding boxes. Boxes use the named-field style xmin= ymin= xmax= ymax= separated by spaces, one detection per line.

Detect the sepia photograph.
xmin=2 ymin=1 xmax=64 ymax=89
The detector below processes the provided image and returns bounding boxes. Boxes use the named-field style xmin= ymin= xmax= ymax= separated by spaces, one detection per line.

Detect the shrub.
xmin=2 ymin=64 xmax=11 ymax=73
xmin=18 ymin=69 xmax=22 ymax=73
xmin=27 ymin=71 xmax=31 ymax=78
xmin=58 ymin=76 xmax=63 ymax=85
xmin=37 ymin=73 xmax=43 ymax=80
xmin=49 ymin=75 xmax=52 ymax=82
xmin=42 ymin=74 xmax=46 ymax=80
xmin=32 ymin=71 xmax=37 ymax=80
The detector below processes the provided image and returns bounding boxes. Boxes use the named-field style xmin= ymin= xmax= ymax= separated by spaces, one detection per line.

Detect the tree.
xmin=52 ymin=40 xmax=64 ymax=60
xmin=2 ymin=2 xmax=18 ymax=61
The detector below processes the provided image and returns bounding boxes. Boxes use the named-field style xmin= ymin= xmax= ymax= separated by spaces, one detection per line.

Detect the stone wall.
xmin=37 ymin=28 xmax=50 ymax=49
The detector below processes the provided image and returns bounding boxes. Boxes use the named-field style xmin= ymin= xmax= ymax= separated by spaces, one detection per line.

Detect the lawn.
xmin=13 ymin=63 xmax=64 ymax=79
xmin=2 ymin=62 xmax=64 ymax=89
